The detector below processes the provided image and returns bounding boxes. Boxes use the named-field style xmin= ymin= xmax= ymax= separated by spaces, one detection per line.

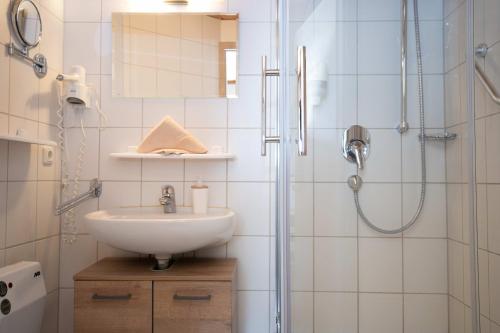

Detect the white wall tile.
xmin=314 ymin=75 xmax=357 ymax=129
xmin=238 ymin=23 xmax=271 ymax=75
xmin=314 ymin=182 xmax=357 ymax=236
xmin=290 ymin=237 xmax=313 ymax=291
xmin=290 ymin=182 xmax=313 ymax=236
xmin=357 ymin=183 xmax=402 ymax=236
xmin=59 ymin=288 xmax=74 ymax=333
xmin=8 ymin=142 xmax=38 ymax=181
xmin=404 ymin=238 xmax=447 ymax=293
xmin=64 ymin=128 xmax=100 ymax=181
xmin=228 ymin=76 xmax=261 ymax=129
xmin=141 ymin=159 xmax=184 ymax=182
xmin=41 ymin=290 xmax=59 ymax=333
xmin=65 ymin=0 xmax=101 ymax=22
xmin=291 ymin=292 xmax=313 ymax=333
xmin=228 ymin=0 xmax=271 ymax=22
xmin=5 ymin=242 xmax=35 ymax=264
xmin=36 ymin=236 xmax=60 ymax=293
xmin=359 ymin=293 xmax=403 ymax=333
xmin=0 ymin=182 xmax=6 ymax=249
xmin=487 ymin=185 xmax=500 ymax=254
xmin=9 ymin=59 xmax=39 ymax=121
xmin=143 ymin=99 xmax=184 ymax=127
xmin=359 ymin=238 xmax=402 ymax=292
xmin=314 ymin=237 xmax=357 ymax=292
xmin=60 ymin=234 xmax=97 ymax=288
xmin=358 ymin=76 xmax=400 ymax=128
xmin=228 ymin=129 xmax=270 ymax=182
xmin=185 ymin=99 xmax=227 ymax=128
xmin=64 ymin=23 xmax=101 ymax=74
xmin=314 ymin=292 xmax=357 ymax=333
xmin=404 ymin=294 xmax=448 ymax=333
xmin=448 ymin=240 xmax=465 ymax=300
xmin=99 ymin=128 xmax=142 ymax=181
xmin=314 ymin=129 xmax=356 ymax=182
xmin=358 ymin=21 xmax=400 ymax=75
xmin=6 ymin=181 xmax=37 ymax=247
xmin=99 ymin=181 xmax=141 ymax=208
xmin=402 ymin=130 xmax=446 ymax=183
xmin=490 ymin=253 xmax=500 ymax=324
xmin=227 ymin=236 xmax=269 ymax=290
xmin=314 ymin=0 xmax=357 ymax=21
xmin=359 ymin=130 xmax=402 ymax=182
xmin=36 ymin=181 xmax=61 ymax=238
xmin=229 ymin=182 xmax=270 ymax=236
xmin=447 ymin=183 xmax=463 ymax=242
xmin=237 ymin=291 xmax=270 ymax=333
xmin=312 ymin=22 xmax=357 ymax=75
xmin=403 ymin=184 xmax=447 ymax=238
xmin=102 ymin=74 xmax=143 ymax=127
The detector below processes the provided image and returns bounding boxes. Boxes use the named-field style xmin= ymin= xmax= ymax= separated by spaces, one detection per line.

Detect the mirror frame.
xmin=10 ymin=0 xmax=43 ymax=49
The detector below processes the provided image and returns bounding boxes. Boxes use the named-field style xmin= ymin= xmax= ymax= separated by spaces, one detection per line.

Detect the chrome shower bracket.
xmin=342 ymin=125 xmax=370 ymax=170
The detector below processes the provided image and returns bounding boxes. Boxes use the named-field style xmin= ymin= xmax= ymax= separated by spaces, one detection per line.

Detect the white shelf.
xmin=110 ymin=152 xmax=235 ymax=160
xmin=0 ymin=134 xmax=57 ymax=147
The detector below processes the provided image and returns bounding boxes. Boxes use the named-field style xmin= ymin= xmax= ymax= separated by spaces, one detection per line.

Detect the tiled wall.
xmin=0 ymin=0 xmax=63 ymax=332
xmin=60 ymin=0 xmax=275 ymax=332
xmin=471 ymin=0 xmax=500 ymax=331
xmin=289 ymin=0 xmax=447 ymax=332
xmin=443 ymin=0 xmax=475 ymax=330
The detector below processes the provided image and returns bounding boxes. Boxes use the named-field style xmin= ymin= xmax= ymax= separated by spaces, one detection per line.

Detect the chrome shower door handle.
xmin=297 ymin=46 xmax=307 ymax=156
xmin=261 ymin=55 xmax=280 ymax=156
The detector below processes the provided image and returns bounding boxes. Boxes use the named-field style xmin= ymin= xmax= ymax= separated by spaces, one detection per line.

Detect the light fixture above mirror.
xmin=164 ymin=0 xmax=188 ymax=4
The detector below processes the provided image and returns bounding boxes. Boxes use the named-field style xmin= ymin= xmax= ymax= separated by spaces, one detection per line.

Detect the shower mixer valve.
xmin=342 ymin=125 xmax=370 ymax=170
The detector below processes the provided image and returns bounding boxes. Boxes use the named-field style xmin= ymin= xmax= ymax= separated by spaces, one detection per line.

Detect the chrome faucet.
xmin=159 ymin=185 xmax=176 ymax=213
xmin=342 ymin=125 xmax=370 ymax=170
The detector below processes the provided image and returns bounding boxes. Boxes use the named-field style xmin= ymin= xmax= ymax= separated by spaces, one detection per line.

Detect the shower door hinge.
xmin=275 ymin=312 xmax=281 ymax=332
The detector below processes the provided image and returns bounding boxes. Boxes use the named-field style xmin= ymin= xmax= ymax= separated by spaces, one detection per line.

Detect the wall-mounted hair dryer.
xmin=56 ymin=65 xmax=91 ymax=107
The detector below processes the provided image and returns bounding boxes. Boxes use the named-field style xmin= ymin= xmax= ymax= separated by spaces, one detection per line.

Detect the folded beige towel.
xmin=137 ymin=116 xmax=208 ymax=154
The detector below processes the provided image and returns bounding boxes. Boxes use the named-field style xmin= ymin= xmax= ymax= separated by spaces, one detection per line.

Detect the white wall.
xmin=0 ymin=0 xmax=63 ymax=332
xmin=289 ymin=0 xmax=447 ymax=332
xmin=60 ymin=0 xmax=275 ymax=332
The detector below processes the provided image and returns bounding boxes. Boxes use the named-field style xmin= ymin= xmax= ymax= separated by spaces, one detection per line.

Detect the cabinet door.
xmin=75 ymin=280 xmax=152 ymax=333
xmin=154 ymin=281 xmax=232 ymax=333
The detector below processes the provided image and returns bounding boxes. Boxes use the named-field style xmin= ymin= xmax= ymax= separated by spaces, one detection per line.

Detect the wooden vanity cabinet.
xmin=74 ymin=258 xmax=237 ymax=333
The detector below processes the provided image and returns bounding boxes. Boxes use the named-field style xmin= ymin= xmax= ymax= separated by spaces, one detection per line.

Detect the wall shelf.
xmin=0 ymin=134 xmax=57 ymax=147
xmin=110 ymin=152 xmax=235 ymax=160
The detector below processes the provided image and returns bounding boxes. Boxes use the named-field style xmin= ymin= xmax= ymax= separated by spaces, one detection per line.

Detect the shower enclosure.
xmin=267 ymin=0 xmax=500 ymax=332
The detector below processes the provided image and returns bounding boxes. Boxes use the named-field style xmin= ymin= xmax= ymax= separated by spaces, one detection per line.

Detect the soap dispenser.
xmin=191 ymin=178 xmax=208 ymax=214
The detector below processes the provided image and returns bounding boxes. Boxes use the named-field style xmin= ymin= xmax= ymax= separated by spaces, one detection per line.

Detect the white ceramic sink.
xmin=84 ymin=207 xmax=235 ymax=267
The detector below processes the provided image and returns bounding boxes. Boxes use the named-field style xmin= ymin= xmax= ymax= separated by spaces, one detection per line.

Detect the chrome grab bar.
xmin=474 ymin=43 xmax=500 ymax=105
xmin=475 ymin=61 xmax=500 ymax=105
xmin=297 ymin=46 xmax=307 ymax=156
xmin=261 ymin=56 xmax=280 ymax=156
xmin=56 ymin=179 xmax=102 ymax=215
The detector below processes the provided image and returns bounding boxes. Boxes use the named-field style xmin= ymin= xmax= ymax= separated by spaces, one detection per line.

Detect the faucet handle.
xmin=162 ymin=185 xmax=175 ymax=196
xmin=351 ymin=140 xmax=365 ymax=170
xmin=342 ymin=125 xmax=370 ymax=170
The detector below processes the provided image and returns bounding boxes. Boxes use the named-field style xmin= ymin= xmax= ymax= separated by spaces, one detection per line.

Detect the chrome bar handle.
xmin=261 ymin=55 xmax=280 ymax=156
xmin=173 ymin=293 xmax=212 ymax=301
xmin=92 ymin=293 xmax=132 ymax=301
xmin=297 ymin=46 xmax=307 ymax=156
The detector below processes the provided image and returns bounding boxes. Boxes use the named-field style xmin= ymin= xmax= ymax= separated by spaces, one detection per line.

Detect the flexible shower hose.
xmin=353 ymin=0 xmax=427 ymax=234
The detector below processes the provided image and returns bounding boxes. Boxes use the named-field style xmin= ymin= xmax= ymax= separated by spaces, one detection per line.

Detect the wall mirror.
xmin=112 ymin=12 xmax=239 ymax=99
xmin=11 ymin=0 xmax=42 ymax=48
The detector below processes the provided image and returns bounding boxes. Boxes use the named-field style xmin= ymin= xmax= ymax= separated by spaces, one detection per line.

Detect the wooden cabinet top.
xmin=74 ymin=257 xmax=237 ymax=282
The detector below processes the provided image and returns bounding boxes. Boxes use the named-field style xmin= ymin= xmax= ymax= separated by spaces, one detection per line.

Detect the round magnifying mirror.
xmin=11 ymin=0 xmax=42 ymax=48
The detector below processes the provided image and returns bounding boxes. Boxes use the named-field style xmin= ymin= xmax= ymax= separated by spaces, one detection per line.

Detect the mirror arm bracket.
xmin=7 ymin=43 xmax=48 ymax=78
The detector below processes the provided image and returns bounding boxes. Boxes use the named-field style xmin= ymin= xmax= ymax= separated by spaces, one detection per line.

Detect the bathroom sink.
xmin=84 ymin=207 xmax=235 ymax=268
